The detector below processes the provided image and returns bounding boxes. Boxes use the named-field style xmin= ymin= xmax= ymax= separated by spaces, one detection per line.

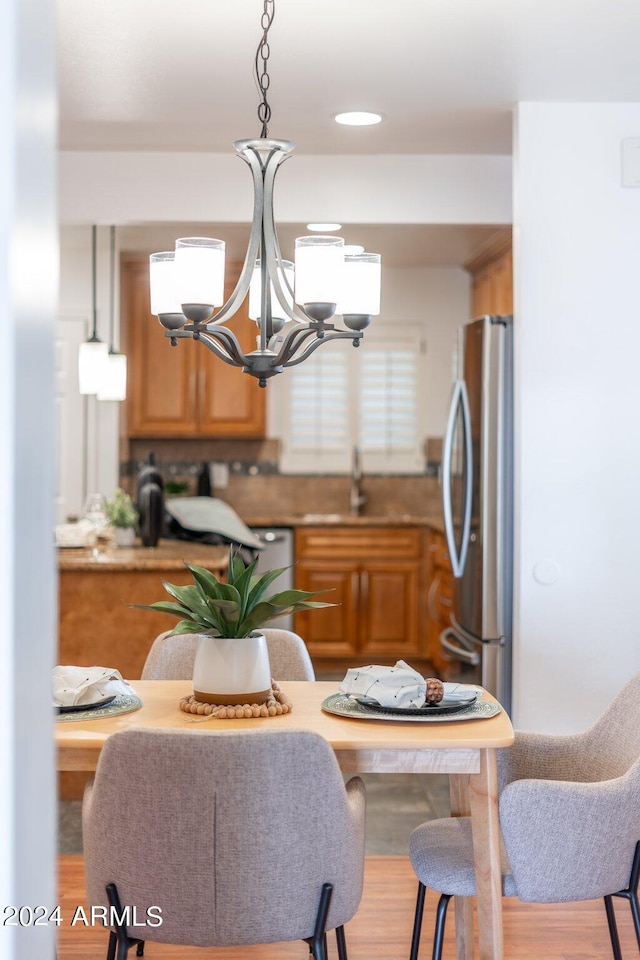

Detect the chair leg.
xmin=106 ymin=931 xmax=117 ymax=960
xmin=432 ymin=894 xmax=452 ymax=960
xmin=410 ymin=882 xmax=427 ymax=960
xmin=105 ymin=883 xmax=145 ymax=960
xmin=608 ymin=840 xmax=640 ymax=957
xmin=304 ymin=882 xmax=333 ymax=960
xmin=604 ymin=896 xmax=623 ymax=960
xmin=336 ymin=924 xmax=348 ymax=960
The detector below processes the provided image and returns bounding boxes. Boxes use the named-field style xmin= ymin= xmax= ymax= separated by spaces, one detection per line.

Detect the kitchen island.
xmin=58 ymin=539 xmax=228 ymax=681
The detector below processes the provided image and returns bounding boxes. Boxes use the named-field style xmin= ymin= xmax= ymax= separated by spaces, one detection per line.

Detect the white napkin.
xmin=442 ymin=682 xmax=483 ymax=701
xmin=53 ymin=665 xmax=135 ymax=707
xmin=339 ymin=660 xmax=427 ymax=708
xmin=55 ymin=519 xmax=97 ymax=548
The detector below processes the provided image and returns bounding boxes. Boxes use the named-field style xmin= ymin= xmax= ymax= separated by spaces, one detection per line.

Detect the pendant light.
xmin=148 ymin=0 xmax=381 ymax=388
xmin=78 ymin=225 xmax=109 ymax=395
xmin=97 ymin=225 xmax=127 ymax=401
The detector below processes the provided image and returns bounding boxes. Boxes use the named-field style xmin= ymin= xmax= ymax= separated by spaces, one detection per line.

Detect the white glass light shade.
xmin=339 ymin=253 xmax=382 ymax=316
xmin=175 ymin=237 xmax=225 ymax=307
xmin=248 ymin=259 xmax=294 ymax=322
xmin=97 ymin=353 xmax=127 ymax=401
xmin=149 ymin=252 xmax=182 ymax=316
xmin=294 ymin=236 xmax=344 ymax=307
xmin=78 ymin=340 xmax=109 ymax=395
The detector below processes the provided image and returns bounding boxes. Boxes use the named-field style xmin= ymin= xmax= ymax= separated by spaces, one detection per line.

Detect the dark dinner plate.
xmin=356 ymin=694 xmax=477 ymax=716
xmin=56 ymin=695 xmax=116 ymax=714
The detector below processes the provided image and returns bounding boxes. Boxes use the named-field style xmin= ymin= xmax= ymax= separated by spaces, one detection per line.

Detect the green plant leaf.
xmin=170 ymin=619 xmax=220 ymax=636
xmin=228 ymin=545 xmax=246 ymax=584
xmin=184 ymin=563 xmax=224 ymax=600
xmin=246 ymin=565 xmax=288 ymax=609
xmin=266 ymin=588 xmax=333 ymax=606
xmin=128 ymin=600 xmax=193 ymax=618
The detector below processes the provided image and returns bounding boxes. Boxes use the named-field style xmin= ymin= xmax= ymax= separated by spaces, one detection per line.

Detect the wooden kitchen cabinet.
xmin=122 ymin=257 xmax=266 ymax=438
xmin=293 ymin=526 xmax=426 ymax=668
xmin=465 ymin=228 xmax=513 ymax=317
xmin=425 ymin=526 xmax=455 ymax=675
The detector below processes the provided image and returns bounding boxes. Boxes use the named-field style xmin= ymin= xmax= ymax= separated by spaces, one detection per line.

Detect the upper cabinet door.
xmin=197 ymin=276 xmax=266 ymax=437
xmin=124 ymin=259 xmax=199 ymax=437
xmin=122 ymin=259 xmax=265 ymax=439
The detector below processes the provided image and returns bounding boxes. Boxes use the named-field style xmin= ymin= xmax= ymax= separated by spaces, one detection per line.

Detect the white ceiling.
xmin=58 ymin=0 xmax=640 ymax=264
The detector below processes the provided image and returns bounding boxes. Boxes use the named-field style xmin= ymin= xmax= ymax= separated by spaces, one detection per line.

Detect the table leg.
xmin=468 ymin=749 xmax=503 ymax=960
xmin=450 ymin=773 xmax=475 ymax=960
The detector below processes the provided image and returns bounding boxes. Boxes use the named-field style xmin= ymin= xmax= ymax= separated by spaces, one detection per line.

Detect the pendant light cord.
xmin=108 ymin=225 xmax=116 ymax=353
xmin=90 ymin=224 xmax=99 ymax=341
xmin=255 ymin=0 xmax=275 ymax=138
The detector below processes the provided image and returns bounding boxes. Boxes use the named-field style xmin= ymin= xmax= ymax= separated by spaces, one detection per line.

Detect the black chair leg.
xmin=607 ymin=840 xmax=640 ymax=959
xmin=410 ymin=882 xmax=427 ymax=960
xmin=106 ymin=931 xmax=117 ymax=960
xmin=336 ymin=924 xmax=348 ymax=960
xmin=432 ymin=894 xmax=452 ymax=960
xmin=604 ymin=896 xmax=623 ymax=960
xmin=304 ymin=882 xmax=333 ymax=960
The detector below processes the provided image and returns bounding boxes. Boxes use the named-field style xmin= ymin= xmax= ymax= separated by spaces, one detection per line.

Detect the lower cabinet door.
xmin=294 ymin=561 xmax=360 ymax=658
xmin=358 ymin=561 xmax=421 ymax=659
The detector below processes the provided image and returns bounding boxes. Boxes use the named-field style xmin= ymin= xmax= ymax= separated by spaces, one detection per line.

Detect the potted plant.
xmin=105 ymin=488 xmax=139 ymax=547
xmin=135 ymin=545 xmax=332 ymax=704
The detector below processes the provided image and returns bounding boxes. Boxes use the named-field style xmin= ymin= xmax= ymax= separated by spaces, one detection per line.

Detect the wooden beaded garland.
xmin=179 ymin=679 xmax=293 ymax=720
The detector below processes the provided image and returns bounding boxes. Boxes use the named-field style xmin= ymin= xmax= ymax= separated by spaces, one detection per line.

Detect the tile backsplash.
xmin=123 ymin=438 xmax=443 ymax=521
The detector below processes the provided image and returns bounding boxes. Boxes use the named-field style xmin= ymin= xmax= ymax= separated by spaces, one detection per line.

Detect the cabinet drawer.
xmin=296 ymin=526 xmax=422 ymax=561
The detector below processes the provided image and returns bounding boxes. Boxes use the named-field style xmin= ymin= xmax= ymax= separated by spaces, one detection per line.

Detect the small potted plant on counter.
xmin=105 ymin=488 xmax=139 ymax=547
xmin=134 ymin=545 xmax=332 ymax=705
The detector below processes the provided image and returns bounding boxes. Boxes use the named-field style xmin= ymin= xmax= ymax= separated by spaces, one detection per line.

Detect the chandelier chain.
xmin=254 ymin=0 xmax=275 ymax=137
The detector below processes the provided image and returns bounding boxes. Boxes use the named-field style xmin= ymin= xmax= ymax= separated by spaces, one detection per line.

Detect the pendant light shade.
xmin=78 ymin=339 xmax=109 ymax=395
xmin=340 ymin=253 xmax=382 ymax=318
xmin=294 ymin=236 xmax=344 ymax=318
xmin=175 ymin=238 xmax=225 ymax=319
xmin=97 ymin=353 xmax=127 ymax=401
xmin=150 ymin=252 xmax=182 ymax=318
xmin=78 ymin=225 xmax=109 ymax=395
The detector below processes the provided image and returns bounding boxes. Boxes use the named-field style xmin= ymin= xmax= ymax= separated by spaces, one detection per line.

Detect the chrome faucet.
xmin=349 ymin=445 xmax=367 ymax=516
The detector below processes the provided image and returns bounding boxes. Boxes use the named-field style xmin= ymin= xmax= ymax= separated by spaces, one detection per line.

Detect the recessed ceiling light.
xmin=344 ymin=244 xmax=365 ymax=256
xmin=334 ymin=111 xmax=383 ymax=127
xmin=306 ymin=222 xmax=342 ymax=232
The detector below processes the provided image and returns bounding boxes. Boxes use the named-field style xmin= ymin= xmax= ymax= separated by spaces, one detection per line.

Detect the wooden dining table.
xmin=56 ymin=679 xmax=514 ymax=960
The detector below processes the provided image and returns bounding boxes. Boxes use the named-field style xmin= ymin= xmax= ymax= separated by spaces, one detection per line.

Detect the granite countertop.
xmin=243 ymin=513 xmax=445 ymax=532
xmin=57 ymin=539 xmax=228 ymax=572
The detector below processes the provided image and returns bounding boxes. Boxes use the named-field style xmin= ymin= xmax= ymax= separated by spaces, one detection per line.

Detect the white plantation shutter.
xmin=280 ymin=325 xmax=425 ymax=474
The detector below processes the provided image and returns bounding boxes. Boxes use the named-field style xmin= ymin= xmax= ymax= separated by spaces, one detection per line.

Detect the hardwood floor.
xmin=56 ymin=854 xmax=638 ymax=959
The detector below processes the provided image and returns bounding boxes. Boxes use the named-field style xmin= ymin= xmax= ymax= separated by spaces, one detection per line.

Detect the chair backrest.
xmin=83 ymin=728 xmax=365 ymax=947
xmin=572 ymin=670 xmax=640 ymax=781
xmin=141 ymin=627 xmax=315 ymax=681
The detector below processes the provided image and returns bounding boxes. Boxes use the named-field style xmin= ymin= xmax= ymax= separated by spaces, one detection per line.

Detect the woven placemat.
xmin=56 ymin=693 xmax=143 ymax=722
xmin=180 ymin=680 xmax=292 ymax=720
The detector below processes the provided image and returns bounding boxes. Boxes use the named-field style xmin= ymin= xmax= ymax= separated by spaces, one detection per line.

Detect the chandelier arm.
xmin=281 ymin=330 xmax=363 ymax=368
xmin=271 ymin=323 xmax=320 ymax=364
xmin=197 ymin=328 xmax=249 ymax=368
xmin=202 ymin=149 xmax=266 ymax=329
xmin=261 ymin=151 xmax=310 ymax=324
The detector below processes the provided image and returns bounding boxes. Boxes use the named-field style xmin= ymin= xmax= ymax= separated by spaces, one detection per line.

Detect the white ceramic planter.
xmin=113 ymin=526 xmax=136 ymax=547
xmin=192 ymin=633 xmax=272 ymax=705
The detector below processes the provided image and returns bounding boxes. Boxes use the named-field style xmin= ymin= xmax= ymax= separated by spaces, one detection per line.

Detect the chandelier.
xmin=148 ymin=0 xmax=381 ymax=388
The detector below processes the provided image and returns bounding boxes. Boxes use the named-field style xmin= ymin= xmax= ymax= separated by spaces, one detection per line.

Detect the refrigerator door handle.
xmin=440 ymin=627 xmax=481 ymax=666
xmin=441 ymin=378 xmax=473 ymax=578
xmin=450 ymin=612 xmax=505 ymax=648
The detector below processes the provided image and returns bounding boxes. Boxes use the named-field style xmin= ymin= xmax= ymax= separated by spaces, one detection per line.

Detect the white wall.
xmin=59 ymin=151 xmax=512 ymax=226
xmin=513 ymin=102 xmax=640 ymax=732
xmin=0 ymin=0 xmax=57 ymax=953
xmin=59 ymin=225 xmax=121 ymax=503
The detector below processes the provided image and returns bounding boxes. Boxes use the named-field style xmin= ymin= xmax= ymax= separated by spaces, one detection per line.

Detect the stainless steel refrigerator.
xmin=440 ymin=314 xmax=513 ymax=714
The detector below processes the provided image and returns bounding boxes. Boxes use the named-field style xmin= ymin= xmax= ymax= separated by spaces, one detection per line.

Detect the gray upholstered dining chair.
xmin=141 ymin=626 xmax=316 ymax=681
xmin=83 ymin=727 xmax=366 ymax=960
xmin=408 ymin=671 xmax=640 ymax=960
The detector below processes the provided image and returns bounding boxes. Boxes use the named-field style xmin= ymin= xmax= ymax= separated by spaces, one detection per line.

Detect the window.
xmin=278 ymin=324 xmax=426 ymax=474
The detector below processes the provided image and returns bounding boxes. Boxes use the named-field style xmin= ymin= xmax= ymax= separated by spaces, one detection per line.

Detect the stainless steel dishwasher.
xmin=250 ymin=527 xmax=294 ymax=630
